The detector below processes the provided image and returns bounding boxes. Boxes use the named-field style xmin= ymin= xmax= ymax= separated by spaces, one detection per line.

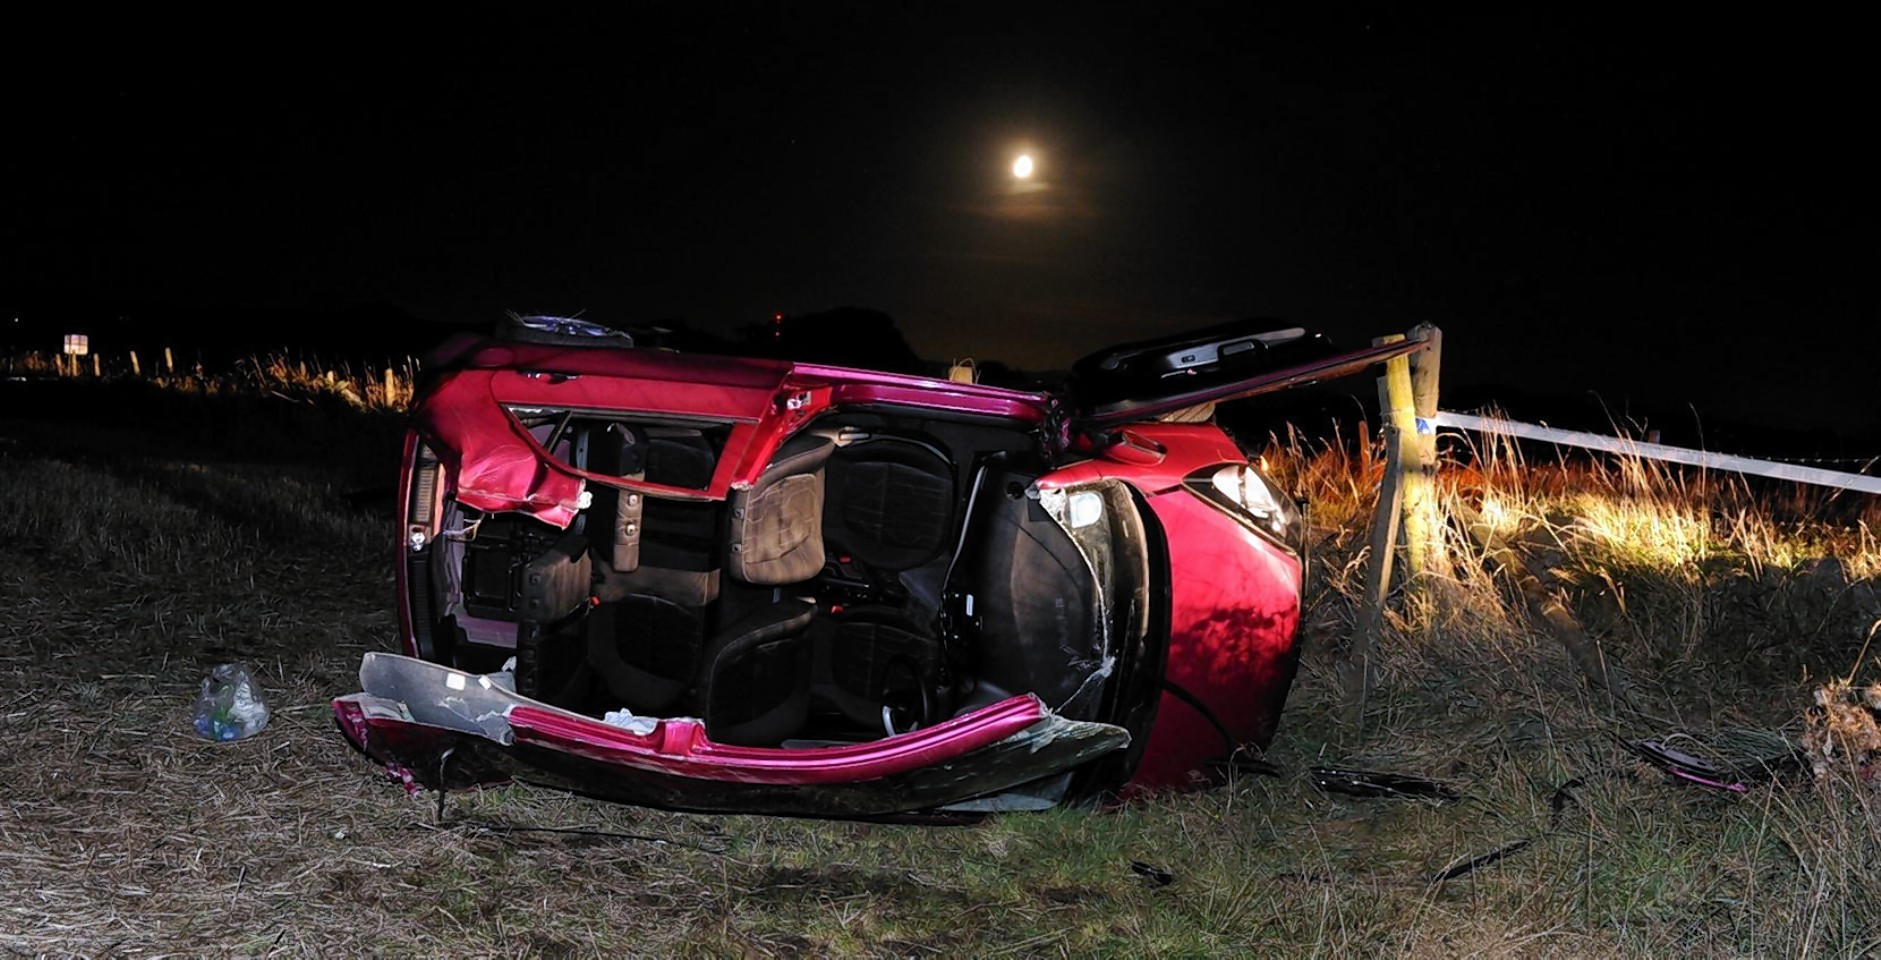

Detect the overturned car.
xmin=333 ymin=318 xmax=1417 ymax=817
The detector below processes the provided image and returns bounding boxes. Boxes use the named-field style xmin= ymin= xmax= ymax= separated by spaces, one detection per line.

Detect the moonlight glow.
xmin=1012 ymin=154 xmax=1034 ymax=179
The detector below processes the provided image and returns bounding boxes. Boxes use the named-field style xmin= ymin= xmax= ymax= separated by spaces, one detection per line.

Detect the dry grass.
xmin=2 ymin=350 xmax=417 ymax=413
xmin=1 ymin=384 xmax=1878 ymax=957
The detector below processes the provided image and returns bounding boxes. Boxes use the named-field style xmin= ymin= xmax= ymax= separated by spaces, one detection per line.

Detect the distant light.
xmin=1012 ymin=154 xmax=1034 ymax=179
xmin=62 ymin=334 xmax=89 ymax=356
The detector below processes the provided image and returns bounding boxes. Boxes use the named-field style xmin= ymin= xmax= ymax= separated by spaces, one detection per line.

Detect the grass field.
xmin=1 ymin=371 xmax=1876 ymax=958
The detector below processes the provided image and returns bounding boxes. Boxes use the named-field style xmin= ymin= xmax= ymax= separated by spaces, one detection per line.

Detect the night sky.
xmin=4 ymin=8 xmax=1869 ymax=437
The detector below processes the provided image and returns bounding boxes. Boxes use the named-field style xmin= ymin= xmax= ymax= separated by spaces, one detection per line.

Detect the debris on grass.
xmin=1309 ymin=767 xmax=1463 ymax=803
xmin=1431 ymin=838 xmax=1533 ymax=883
xmin=1129 ymin=860 xmax=1176 ymax=886
xmin=1803 ymin=679 xmax=1881 ymax=783
xmin=1625 ymin=727 xmax=1804 ymax=793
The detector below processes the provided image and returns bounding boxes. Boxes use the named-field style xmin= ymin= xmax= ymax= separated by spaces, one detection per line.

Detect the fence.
xmin=1346 ymin=324 xmax=1878 ymax=731
xmin=1430 ymin=410 xmax=1881 ymax=496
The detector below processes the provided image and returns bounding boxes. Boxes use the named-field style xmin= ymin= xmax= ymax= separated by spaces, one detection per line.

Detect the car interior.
xmin=410 ymin=404 xmax=1118 ymax=749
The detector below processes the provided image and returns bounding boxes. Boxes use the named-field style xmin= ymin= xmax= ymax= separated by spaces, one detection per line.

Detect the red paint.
xmin=1130 ymin=487 xmax=1303 ymax=788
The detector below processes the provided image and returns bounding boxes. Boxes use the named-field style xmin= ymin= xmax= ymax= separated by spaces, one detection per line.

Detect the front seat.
xmin=822 ymin=435 xmax=956 ymax=578
xmin=813 ymin=434 xmax=959 ymax=733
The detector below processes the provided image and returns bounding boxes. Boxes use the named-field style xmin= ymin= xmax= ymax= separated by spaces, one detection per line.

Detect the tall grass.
xmin=1246 ymin=416 xmax=1879 ymax=955
xmin=2 ymin=348 xmax=418 ymax=412
xmin=234 ymin=353 xmax=419 ymax=411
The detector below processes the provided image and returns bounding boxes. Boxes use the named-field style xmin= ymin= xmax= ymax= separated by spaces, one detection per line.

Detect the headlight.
xmin=1067 ymin=490 xmax=1106 ymax=528
xmin=1185 ymin=462 xmax=1303 ymax=552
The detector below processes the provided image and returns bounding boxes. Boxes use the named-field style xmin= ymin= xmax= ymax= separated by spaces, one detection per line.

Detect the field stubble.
xmin=0 ymin=381 xmax=1876 ymax=958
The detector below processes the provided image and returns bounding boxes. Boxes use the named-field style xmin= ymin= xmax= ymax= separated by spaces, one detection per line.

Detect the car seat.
xmin=813 ymin=434 xmax=959 ymax=733
xmin=694 ymin=433 xmax=835 ymax=744
xmin=586 ymin=430 xmax=725 ymax=713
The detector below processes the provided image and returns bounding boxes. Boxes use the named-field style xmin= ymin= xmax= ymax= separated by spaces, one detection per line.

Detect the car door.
xmin=334 ymin=652 xmax=1131 ymax=818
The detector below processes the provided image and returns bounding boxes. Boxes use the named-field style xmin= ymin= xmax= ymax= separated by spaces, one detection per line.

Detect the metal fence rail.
xmin=1431 ymin=410 xmax=1881 ymax=496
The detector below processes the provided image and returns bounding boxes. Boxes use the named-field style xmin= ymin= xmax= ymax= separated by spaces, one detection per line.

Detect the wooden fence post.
xmin=1343 ymin=334 xmax=1414 ymax=730
xmin=163 ymin=347 xmax=175 ymax=376
xmin=1405 ymin=323 xmax=1451 ymax=584
xmin=1344 ymin=324 xmax=1455 ymax=729
xmin=1345 ymin=420 xmax=1405 ymax=730
xmin=129 ymin=351 xmax=141 ymax=377
xmin=1378 ymin=335 xmax=1424 ymax=579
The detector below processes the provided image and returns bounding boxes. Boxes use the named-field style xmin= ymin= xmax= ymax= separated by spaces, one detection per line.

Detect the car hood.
xmin=1067 ymin=327 xmax=1427 ymax=431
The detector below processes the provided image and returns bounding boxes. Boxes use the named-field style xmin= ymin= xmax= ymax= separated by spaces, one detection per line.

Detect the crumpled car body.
xmin=333 ymin=319 xmax=1418 ymax=817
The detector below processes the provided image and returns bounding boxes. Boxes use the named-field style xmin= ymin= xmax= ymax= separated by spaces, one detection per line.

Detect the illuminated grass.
xmin=1565 ymin=491 xmax=1716 ymax=570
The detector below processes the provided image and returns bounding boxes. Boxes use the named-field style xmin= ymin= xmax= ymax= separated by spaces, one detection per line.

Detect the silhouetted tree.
xmin=962 ymin=358 xmax=1056 ymax=390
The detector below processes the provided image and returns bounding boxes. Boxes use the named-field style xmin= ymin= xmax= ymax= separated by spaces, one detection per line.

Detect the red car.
xmin=333 ymin=317 xmax=1415 ymax=817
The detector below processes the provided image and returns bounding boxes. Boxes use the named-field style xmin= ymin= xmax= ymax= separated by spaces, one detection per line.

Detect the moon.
xmin=1012 ymin=154 xmax=1034 ymax=179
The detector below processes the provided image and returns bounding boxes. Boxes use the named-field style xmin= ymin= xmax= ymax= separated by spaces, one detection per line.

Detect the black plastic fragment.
xmin=1432 ymin=838 xmax=1532 ymax=882
xmin=1548 ymin=776 xmax=1585 ymax=825
xmin=1309 ymin=767 xmax=1462 ymax=803
xmin=1130 ymin=861 xmax=1175 ymax=886
xmin=1208 ymin=753 xmax=1282 ymax=779
xmin=1629 ymin=738 xmax=1729 ymax=777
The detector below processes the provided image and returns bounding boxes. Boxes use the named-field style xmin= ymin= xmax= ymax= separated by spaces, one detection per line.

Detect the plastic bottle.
xmin=192 ymin=662 xmax=271 ymax=741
